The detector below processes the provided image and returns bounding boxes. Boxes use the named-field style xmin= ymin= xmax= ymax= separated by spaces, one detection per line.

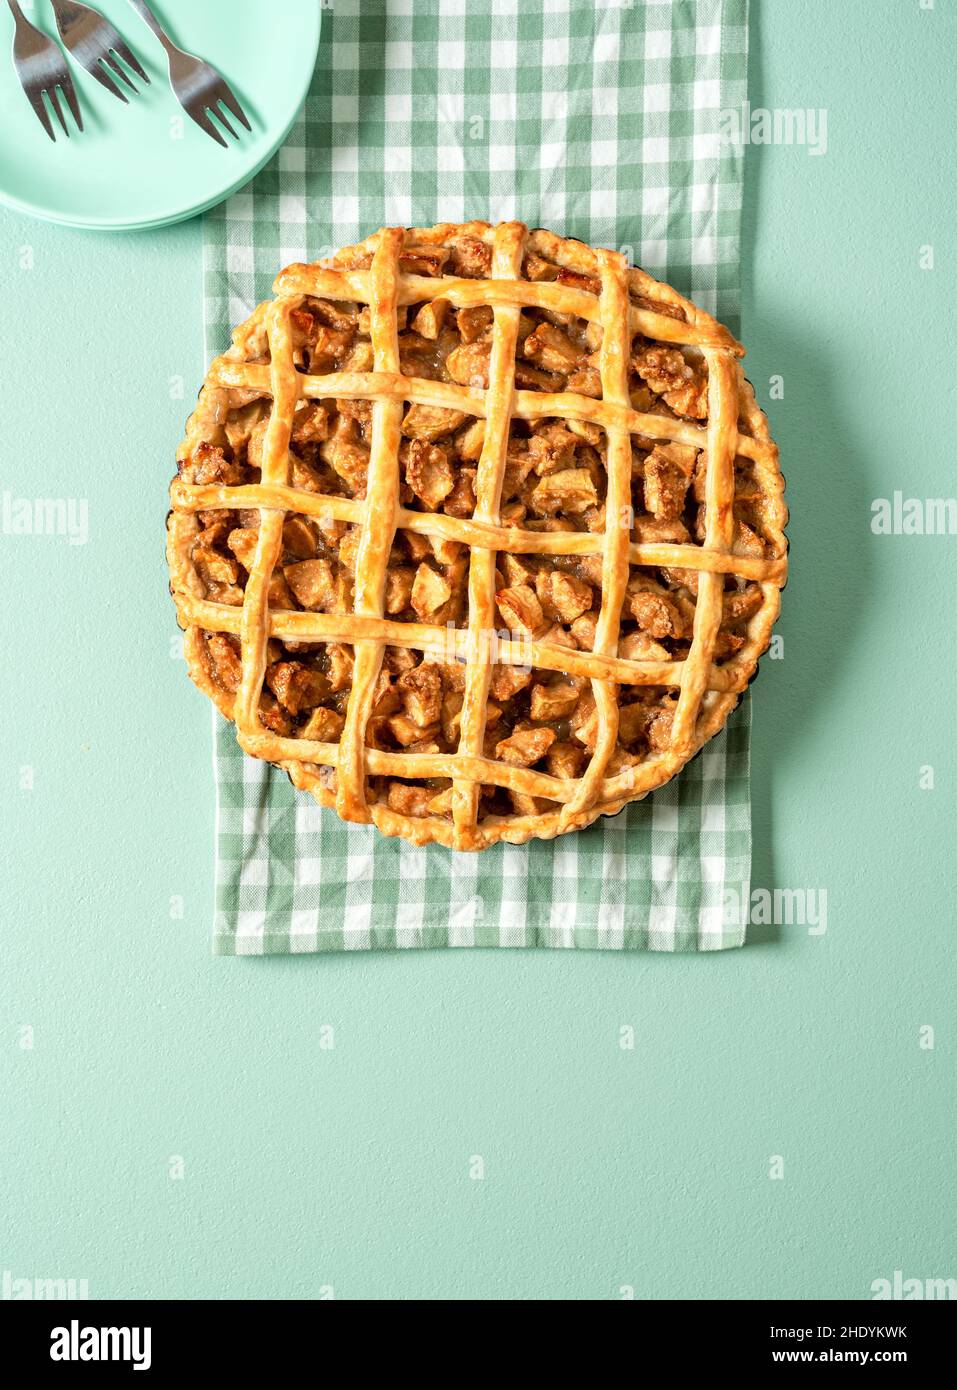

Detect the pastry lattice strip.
xmin=172 ymin=225 xmax=782 ymax=848
xmin=450 ymin=223 xmax=528 ymax=836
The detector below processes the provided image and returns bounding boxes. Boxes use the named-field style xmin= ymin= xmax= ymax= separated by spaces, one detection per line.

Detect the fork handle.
xmin=6 ymin=0 xmax=39 ymax=48
xmin=128 ymin=0 xmax=172 ymax=48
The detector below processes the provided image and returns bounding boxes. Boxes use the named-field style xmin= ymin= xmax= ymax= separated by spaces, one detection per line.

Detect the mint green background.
xmin=1 ymin=0 xmax=954 ymax=1299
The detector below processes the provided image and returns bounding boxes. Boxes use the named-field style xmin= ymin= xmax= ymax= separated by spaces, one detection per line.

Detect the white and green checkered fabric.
xmin=204 ymin=0 xmax=753 ymax=954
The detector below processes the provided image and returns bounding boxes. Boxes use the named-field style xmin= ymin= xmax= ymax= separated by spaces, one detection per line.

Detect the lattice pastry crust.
xmin=167 ymin=222 xmax=786 ymax=850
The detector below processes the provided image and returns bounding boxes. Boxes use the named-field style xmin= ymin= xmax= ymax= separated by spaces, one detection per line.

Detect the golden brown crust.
xmin=167 ymin=222 xmax=787 ymax=851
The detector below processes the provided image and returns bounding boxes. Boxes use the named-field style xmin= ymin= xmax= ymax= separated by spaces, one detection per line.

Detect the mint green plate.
xmin=1 ymin=0 xmax=320 ymax=231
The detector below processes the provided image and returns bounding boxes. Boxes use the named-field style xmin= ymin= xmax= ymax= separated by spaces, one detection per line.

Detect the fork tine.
xmin=187 ymin=103 xmax=228 ymax=148
xmin=211 ymin=102 xmax=237 ymax=140
xmin=59 ymin=71 xmax=84 ymax=133
xmin=216 ymin=84 xmax=251 ymax=133
xmin=101 ymin=51 xmax=138 ymax=93
xmin=112 ymin=41 xmax=150 ymax=85
xmin=87 ymin=60 xmax=129 ymax=103
xmin=47 ymin=86 xmax=69 ymax=138
xmin=25 ymin=84 xmax=56 ymax=140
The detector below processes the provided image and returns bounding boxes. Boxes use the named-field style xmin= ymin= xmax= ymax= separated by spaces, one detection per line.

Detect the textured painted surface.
xmin=1 ymin=0 xmax=954 ymax=1299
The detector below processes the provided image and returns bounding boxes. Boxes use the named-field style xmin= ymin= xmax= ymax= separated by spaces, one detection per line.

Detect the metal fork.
xmin=6 ymin=0 xmax=82 ymax=139
xmin=128 ymin=0 xmax=250 ymax=147
xmin=50 ymin=0 xmax=149 ymax=103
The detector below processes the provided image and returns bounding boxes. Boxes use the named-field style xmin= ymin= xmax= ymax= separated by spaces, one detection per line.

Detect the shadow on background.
xmin=740 ymin=2 xmax=874 ymax=946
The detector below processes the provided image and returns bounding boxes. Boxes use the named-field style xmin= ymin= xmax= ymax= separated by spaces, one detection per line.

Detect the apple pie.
xmin=167 ymin=221 xmax=787 ymax=850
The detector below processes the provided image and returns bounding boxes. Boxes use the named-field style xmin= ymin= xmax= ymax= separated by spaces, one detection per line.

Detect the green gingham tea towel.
xmin=205 ymin=0 xmax=753 ymax=954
